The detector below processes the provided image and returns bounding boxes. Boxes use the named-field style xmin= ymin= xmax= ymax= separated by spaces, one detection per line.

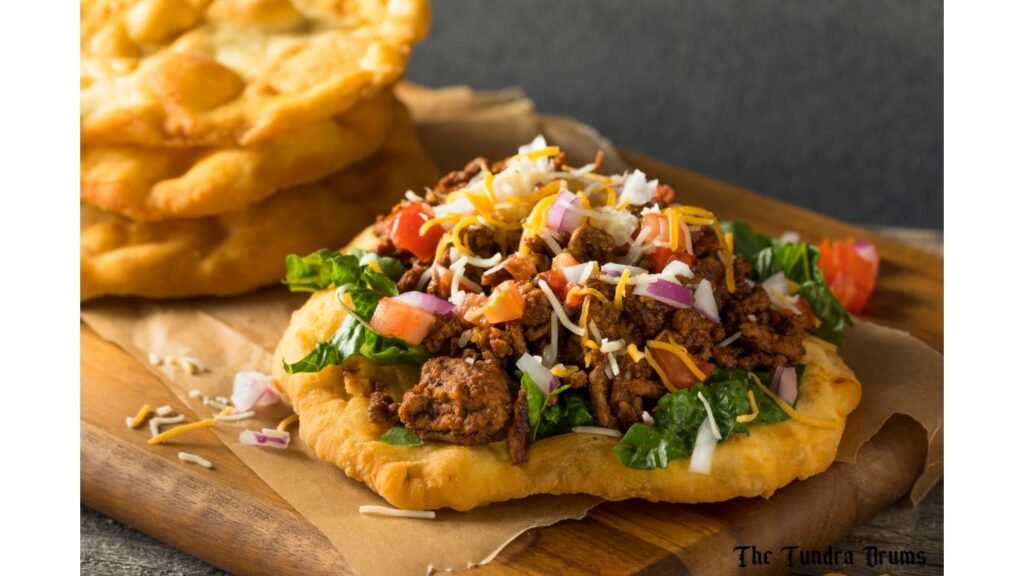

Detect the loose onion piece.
xmin=693 ymin=279 xmax=720 ymax=323
xmin=771 ymin=366 xmax=799 ymax=405
xmin=696 ymin=391 xmax=722 ymax=440
xmin=761 ymin=272 xmax=803 ymax=315
xmin=358 ymin=505 xmax=436 ymax=519
xmin=634 ymin=279 xmax=693 ymax=308
xmin=231 ymin=371 xmax=280 ymax=412
xmin=571 ymin=426 xmax=622 ymax=438
xmin=516 ymin=353 xmax=559 ymax=393
xmin=393 ymin=291 xmax=456 ymax=315
xmin=601 ymin=263 xmax=647 ymax=277
xmin=660 ymin=259 xmax=694 ymax=281
xmin=546 ymin=190 xmax=583 ymax=234
xmin=688 ymin=416 xmax=717 ymax=475
xmin=239 ymin=429 xmax=290 ymax=449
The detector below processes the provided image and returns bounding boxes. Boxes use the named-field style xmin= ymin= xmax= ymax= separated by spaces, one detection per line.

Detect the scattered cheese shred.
xmin=450 ymin=215 xmax=478 ymax=256
xmin=614 ymin=269 xmax=631 ymax=311
xmin=155 ymin=405 xmax=173 ymax=417
xmin=538 ymin=279 xmax=585 ymax=336
xmin=571 ymin=426 xmax=622 ymax=438
xmin=126 ymin=405 xmax=152 ymax=429
xmin=550 ymin=365 xmax=579 ymax=378
xmin=418 ymin=214 xmax=462 ymax=236
xmin=647 ymin=340 xmax=707 ymax=381
xmin=626 ymin=343 xmax=644 ymax=363
xmin=696 ymin=391 xmax=722 ymax=440
xmin=567 ymin=286 xmax=611 ymax=305
xmin=277 ymin=413 xmax=299 ymax=432
xmin=367 ymin=260 xmax=383 ymax=274
xmin=749 ymin=375 xmax=839 ymax=429
xmin=358 ymin=505 xmax=436 ymax=519
xmin=579 ymin=295 xmax=593 ymax=361
xmin=736 ymin=390 xmax=760 ymax=423
xmin=148 ymin=419 xmax=215 ymax=445
xmin=178 ymin=452 xmax=213 ymax=469
xmin=522 ymin=146 xmax=561 ymax=161
xmin=215 ymin=410 xmax=256 ymax=422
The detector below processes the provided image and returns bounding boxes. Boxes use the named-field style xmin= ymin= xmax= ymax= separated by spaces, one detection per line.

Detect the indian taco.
xmin=273 ymin=137 xmax=862 ymax=511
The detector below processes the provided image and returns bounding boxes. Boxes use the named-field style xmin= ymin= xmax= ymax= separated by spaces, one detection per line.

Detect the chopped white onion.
xmin=618 ymin=170 xmax=659 ymax=205
xmin=518 ymin=134 xmax=549 ymax=154
xmin=641 ymin=411 xmax=655 ymax=425
xmin=516 ymin=353 xmax=559 ymax=394
xmin=660 ymin=260 xmax=695 ymax=281
xmin=693 ymin=279 xmax=721 ymax=323
xmin=688 ymin=416 xmax=717 ymax=475
xmin=571 ymin=426 xmax=622 ymax=438
xmin=601 ymin=263 xmax=648 ymax=277
xmin=231 ymin=371 xmax=280 ymax=412
xmin=761 ymin=272 xmax=803 ymax=315
xmin=695 ymin=391 xmax=722 ymax=440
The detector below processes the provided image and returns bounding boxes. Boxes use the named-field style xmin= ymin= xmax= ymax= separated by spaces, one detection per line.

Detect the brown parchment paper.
xmin=81 ymin=85 xmax=943 ymax=575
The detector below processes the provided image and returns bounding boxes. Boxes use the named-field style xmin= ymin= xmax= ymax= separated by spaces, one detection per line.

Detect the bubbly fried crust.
xmin=80 ymin=0 xmax=431 ymax=147
xmin=81 ymin=90 xmax=395 ymax=221
xmin=273 ymin=253 xmax=863 ymax=511
xmin=81 ymin=103 xmax=437 ymax=299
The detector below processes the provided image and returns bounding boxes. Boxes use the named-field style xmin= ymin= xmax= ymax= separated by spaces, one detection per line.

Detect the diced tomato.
xmin=484 ymin=280 xmax=526 ymax=324
xmin=651 ymin=247 xmax=695 ymax=273
xmin=369 ymin=297 xmax=437 ymax=345
xmin=641 ymin=214 xmax=671 ymax=244
xmin=458 ymin=293 xmax=489 ymax=326
xmin=817 ymin=238 xmax=879 ymax=314
xmin=385 ymin=203 xmax=443 ymax=262
xmin=654 ymin=183 xmax=676 ymax=204
xmin=539 ymin=269 xmax=568 ymax=300
xmin=641 ymin=214 xmax=696 ymax=272
xmin=649 ymin=348 xmax=715 ymax=390
xmin=552 ymin=252 xmax=579 ymax=270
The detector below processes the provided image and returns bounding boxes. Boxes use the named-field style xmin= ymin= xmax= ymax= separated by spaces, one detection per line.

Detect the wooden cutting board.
xmin=81 ymin=151 xmax=943 ymax=575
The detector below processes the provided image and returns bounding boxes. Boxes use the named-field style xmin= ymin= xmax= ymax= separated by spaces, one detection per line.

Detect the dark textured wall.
xmin=406 ymin=0 xmax=942 ymax=228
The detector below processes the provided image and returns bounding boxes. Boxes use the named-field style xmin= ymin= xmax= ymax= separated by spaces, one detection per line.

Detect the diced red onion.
xmin=852 ymin=240 xmax=878 ymax=263
xmin=231 ymin=371 xmax=280 ymax=412
xmin=561 ymin=262 xmax=596 ymax=285
xmin=393 ymin=291 xmax=455 ymax=315
xmin=516 ymin=353 xmax=559 ymax=394
xmin=240 ymin=429 xmax=290 ymax=449
xmin=634 ymin=279 xmax=693 ymax=308
xmin=693 ymin=279 xmax=720 ymax=323
xmin=771 ymin=366 xmax=798 ymax=405
xmin=546 ymin=191 xmax=583 ymax=234
xmin=601 ymin=263 xmax=647 ymax=277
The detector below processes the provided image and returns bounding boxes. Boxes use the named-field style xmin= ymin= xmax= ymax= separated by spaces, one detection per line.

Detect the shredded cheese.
xmin=522 ymin=146 xmax=561 ymax=161
xmin=646 ymin=340 xmax=707 ymax=381
xmin=358 ymin=505 xmax=436 ymax=519
xmin=215 ymin=410 xmax=256 ymax=422
xmin=736 ymin=390 xmax=760 ymax=423
xmin=538 ymin=279 xmax=585 ymax=336
xmin=749 ymin=374 xmax=839 ymax=429
xmin=126 ymin=405 xmax=153 ymax=429
xmin=644 ymin=347 xmax=675 ymax=391
xmin=614 ymin=269 xmax=631 ymax=310
xmin=550 ymin=365 xmax=579 ymax=378
xmin=571 ymin=426 xmax=622 ymax=438
xmin=148 ymin=419 xmax=215 ymax=445
xmin=368 ymin=260 xmax=383 ymax=274
xmin=155 ymin=405 xmax=173 ymax=417
xmin=579 ymin=295 xmax=593 ymax=356
xmin=626 ymin=343 xmax=644 ymax=363
xmin=418 ymin=214 xmax=462 ymax=236
xmin=567 ymin=286 xmax=611 ymax=305
xmin=150 ymin=415 xmax=185 ymax=437
xmin=277 ymin=413 xmax=299 ymax=432
xmin=178 ymin=452 xmax=213 ymax=469
xmin=450 ymin=215 xmax=479 ymax=256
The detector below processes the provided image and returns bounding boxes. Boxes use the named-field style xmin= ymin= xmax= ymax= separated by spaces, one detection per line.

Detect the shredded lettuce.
xmin=521 ymin=374 xmax=595 ymax=442
xmin=281 ymin=249 xmax=427 ymax=374
xmin=614 ymin=370 xmax=791 ymax=470
xmin=722 ymin=221 xmax=852 ymax=346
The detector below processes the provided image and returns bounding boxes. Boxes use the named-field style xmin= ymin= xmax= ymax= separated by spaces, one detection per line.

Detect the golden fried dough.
xmin=81 ymin=105 xmax=437 ymax=299
xmin=81 ymin=0 xmax=431 ymax=147
xmin=81 ymin=90 xmax=395 ymax=221
xmin=273 ymin=278 xmax=862 ymax=511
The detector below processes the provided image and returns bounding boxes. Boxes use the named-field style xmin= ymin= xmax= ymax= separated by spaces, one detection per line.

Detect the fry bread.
xmin=81 ymin=0 xmax=431 ymax=147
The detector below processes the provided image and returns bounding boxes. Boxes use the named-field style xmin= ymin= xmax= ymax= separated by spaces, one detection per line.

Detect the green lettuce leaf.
xmin=614 ymin=372 xmax=791 ymax=470
xmin=521 ymin=374 xmax=594 ymax=442
xmin=281 ymin=248 xmax=427 ymax=374
xmin=379 ymin=426 xmax=423 ymax=446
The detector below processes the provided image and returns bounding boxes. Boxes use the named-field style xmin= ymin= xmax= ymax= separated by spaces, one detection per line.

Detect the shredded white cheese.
xmin=155 ymin=405 xmax=174 ymax=417
xmin=571 ymin=426 xmax=623 ymax=438
xmin=404 ymin=190 xmax=424 ymax=202
xmin=599 ymin=339 xmax=626 ymax=353
xmin=358 ymin=505 xmax=436 ymax=519
xmin=449 ymin=247 xmax=502 ymax=268
xmin=449 ymin=256 xmax=469 ymax=306
xmin=536 ymin=228 xmax=563 ymax=255
xmin=178 ymin=452 xmax=213 ymax=469
xmin=717 ymin=332 xmax=742 ymax=348
xmin=150 ymin=415 xmax=185 ymax=437
xmin=541 ymin=314 xmax=558 ymax=367
xmin=537 ymin=279 xmax=585 ymax=336
xmin=457 ymin=329 xmax=473 ymax=348
xmin=147 ymin=352 xmax=162 ymax=366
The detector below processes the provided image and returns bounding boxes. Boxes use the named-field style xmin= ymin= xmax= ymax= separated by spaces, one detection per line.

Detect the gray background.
xmin=406 ymin=0 xmax=942 ymax=229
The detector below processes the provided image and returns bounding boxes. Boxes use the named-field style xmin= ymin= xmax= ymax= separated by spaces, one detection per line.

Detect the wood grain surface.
xmin=81 ymin=151 xmax=944 ymax=575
